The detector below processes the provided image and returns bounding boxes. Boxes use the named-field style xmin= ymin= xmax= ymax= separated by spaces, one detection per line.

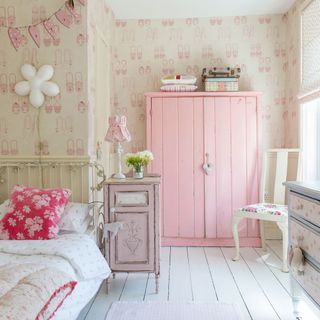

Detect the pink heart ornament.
xmin=55 ymin=9 xmax=72 ymax=28
xmin=28 ymin=25 xmax=41 ymax=48
xmin=8 ymin=28 xmax=23 ymax=51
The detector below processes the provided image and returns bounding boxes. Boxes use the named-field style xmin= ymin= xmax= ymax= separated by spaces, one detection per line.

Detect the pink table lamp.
xmin=105 ymin=115 xmax=131 ymax=179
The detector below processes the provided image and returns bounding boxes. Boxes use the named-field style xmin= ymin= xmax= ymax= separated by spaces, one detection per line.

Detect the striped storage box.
xmin=204 ymin=78 xmax=239 ymax=92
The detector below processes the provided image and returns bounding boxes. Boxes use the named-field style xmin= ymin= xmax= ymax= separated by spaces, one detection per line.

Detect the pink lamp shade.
xmin=105 ymin=115 xmax=131 ymax=143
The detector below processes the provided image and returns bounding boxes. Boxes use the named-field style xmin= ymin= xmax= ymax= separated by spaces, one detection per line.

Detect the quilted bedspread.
xmin=0 ymin=263 xmax=76 ymax=320
xmin=0 ymin=234 xmax=111 ymax=320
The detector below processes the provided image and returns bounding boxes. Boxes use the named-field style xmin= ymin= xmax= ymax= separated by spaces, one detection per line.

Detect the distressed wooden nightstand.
xmin=104 ymin=176 xmax=161 ymax=293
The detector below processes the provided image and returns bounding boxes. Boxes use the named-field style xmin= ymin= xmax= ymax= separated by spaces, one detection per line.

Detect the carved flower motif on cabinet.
xmin=122 ymin=220 xmax=142 ymax=255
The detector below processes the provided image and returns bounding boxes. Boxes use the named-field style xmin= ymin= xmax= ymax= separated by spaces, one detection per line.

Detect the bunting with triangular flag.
xmin=3 ymin=0 xmax=85 ymax=51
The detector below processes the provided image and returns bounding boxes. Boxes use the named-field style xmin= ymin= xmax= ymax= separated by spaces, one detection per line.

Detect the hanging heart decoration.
xmin=8 ymin=28 xmax=23 ymax=51
xmin=55 ymin=8 xmax=72 ymax=28
xmin=43 ymin=19 xmax=58 ymax=39
xmin=28 ymin=25 xmax=41 ymax=48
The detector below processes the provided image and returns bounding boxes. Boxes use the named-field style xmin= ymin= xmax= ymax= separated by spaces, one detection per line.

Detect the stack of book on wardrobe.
xmin=160 ymin=75 xmax=197 ymax=92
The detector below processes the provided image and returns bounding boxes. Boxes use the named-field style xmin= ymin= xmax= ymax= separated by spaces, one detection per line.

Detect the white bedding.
xmin=0 ymin=233 xmax=111 ymax=320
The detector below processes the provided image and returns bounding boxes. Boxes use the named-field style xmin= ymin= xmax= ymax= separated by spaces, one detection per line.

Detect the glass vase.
xmin=133 ymin=166 xmax=144 ymax=179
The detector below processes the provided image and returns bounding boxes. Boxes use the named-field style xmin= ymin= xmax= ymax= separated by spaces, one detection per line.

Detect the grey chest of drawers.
xmin=286 ymin=181 xmax=320 ymax=319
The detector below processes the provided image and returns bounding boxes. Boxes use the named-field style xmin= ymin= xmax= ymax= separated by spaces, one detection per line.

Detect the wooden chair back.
xmin=260 ymin=149 xmax=301 ymax=205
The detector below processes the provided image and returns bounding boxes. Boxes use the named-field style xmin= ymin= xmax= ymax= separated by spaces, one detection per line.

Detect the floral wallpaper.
xmin=112 ymin=14 xmax=288 ymax=151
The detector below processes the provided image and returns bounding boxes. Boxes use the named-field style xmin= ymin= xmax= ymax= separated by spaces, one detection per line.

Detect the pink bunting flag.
xmin=8 ymin=28 xmax=23 ymax=51
xmin=66 ymin=2 xmax=81 ymax=20
xmin=43 ymin=19 xmax=58 ymax=39
xmin=55 ymin=8 xmax=72 ymax=28
xmin=28 ymin=25 xmax=41 ymax=48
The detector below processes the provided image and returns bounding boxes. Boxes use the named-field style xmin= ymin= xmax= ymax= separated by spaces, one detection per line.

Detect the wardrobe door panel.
xmin=178 ymin=98 xmax=195 ymax=237
xmin=215 ymin=97 xmax=232 ymax=238
xmin=231 ymin=97 xmax=248 ymax=237
xmin=162 ymin=98 xmax=179 ymax=237
xmin=246 ymin=97 xmax=260 ymax=237
xmin=204 ymin=98 xmax=217 ymax=238
xmin=194 ymin=98 xmax=205 ymax=238
xmin=150 ymin=98 xmax=164 ymax=234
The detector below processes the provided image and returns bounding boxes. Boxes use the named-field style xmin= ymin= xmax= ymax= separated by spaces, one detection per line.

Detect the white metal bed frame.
xmin=0 ymin=156 xmax=106 ymax=248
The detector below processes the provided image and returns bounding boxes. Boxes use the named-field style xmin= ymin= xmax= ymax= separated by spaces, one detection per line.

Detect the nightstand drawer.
xmin=290 ymin=219 xmax=320 ymax=265
xmin=115 ymin=191 xmax=149 ymax=207
xmin=290 ymin=192 xmax=320 ymax=227
xmin=110 ymin=185 xmax=153 ymax=210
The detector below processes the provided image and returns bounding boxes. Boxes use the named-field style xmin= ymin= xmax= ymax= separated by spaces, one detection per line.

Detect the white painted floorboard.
xmin=83 ymin=243 xmax=301 ymax=320
xmin=222 ymin=247 xmax=281 ymax=320
xmin=169 ymin=247 xmax=193 ymax=302
xmin=205 ymin=247 xmax=251 ymax=320
xmin=188 ymin=247 xmax=217 ymax=302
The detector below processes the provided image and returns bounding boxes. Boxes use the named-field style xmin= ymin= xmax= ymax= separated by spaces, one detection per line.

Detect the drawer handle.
xmin=289 ymin=246 xmax=305 ymax=275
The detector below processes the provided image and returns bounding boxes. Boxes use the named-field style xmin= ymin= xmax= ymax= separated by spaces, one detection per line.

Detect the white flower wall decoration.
xmin=15 ymin=64 xmax=60 ymax=108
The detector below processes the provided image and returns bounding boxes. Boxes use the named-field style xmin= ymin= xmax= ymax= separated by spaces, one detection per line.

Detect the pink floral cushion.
xmin=240 ymin=203 xmax=288 ymax=216
xmin=0 ymin=185 xmax=71 ymax=240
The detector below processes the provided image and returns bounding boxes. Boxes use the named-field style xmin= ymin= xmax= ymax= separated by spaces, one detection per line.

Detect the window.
xmin=301 ymin=98 xmax=320 ymax=180
xmin=300 ymin=0 xmax=320 ymax=98
xmin=300 ymin=0 xmax=320 ymax=180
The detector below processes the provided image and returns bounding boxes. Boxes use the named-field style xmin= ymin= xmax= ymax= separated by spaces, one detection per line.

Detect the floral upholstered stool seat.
xmin=232 ymin=202 xmax=289 ymax=272
xmin=240 ymin=203 xmax=288 ymax=216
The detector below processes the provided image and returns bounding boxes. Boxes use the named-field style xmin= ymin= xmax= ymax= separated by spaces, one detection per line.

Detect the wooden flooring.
xmin=78 ymin=241 xmax=320 ymax=320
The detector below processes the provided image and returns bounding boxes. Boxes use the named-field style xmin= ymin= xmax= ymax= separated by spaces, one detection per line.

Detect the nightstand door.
xmin=109 ymin=184 xmax=155 ymax=271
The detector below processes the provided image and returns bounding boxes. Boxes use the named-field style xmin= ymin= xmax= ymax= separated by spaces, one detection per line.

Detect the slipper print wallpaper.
xmin=0 ymin=0 xmax=88 ymax=156
xmin=0 ymin=0 xmax=115 ymax=157
xmin=0 ymin=0 xmax=300 ymax=159
xmin=113 ymin=15 xmax=288 ymax=151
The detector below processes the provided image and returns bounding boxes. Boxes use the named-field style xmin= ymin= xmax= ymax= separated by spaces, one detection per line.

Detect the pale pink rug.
xmin=106 ymin=301 xmax=242 ymax=320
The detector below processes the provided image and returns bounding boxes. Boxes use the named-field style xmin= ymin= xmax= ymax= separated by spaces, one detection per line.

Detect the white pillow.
xmin=58 ymin=202 xmax=94 ymax=233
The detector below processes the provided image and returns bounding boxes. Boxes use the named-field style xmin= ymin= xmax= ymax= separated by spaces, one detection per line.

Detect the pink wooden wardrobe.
xmin=146 ymin=92 xmax=262 ymax=246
